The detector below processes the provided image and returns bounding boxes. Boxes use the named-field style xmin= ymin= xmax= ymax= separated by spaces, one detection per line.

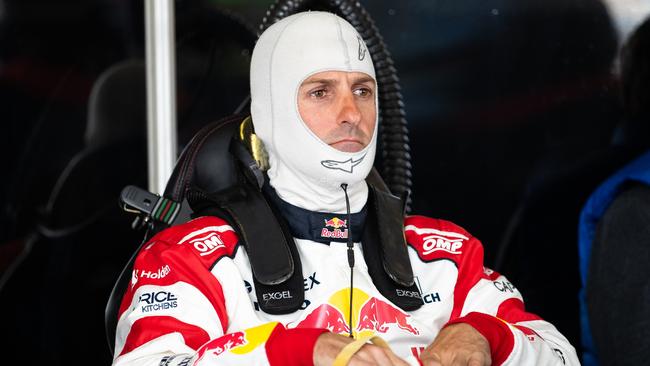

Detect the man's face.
xmin=297 ymin=71 xmax=376 ymax=153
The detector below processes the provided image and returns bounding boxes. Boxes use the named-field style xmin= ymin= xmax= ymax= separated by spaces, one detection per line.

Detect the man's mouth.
xmin=330 ymin=139 xmax=364 ymax=152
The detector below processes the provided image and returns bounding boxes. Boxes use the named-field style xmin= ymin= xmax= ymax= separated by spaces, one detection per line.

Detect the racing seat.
xmin=104 ymin=113 xmax=259 ymax=353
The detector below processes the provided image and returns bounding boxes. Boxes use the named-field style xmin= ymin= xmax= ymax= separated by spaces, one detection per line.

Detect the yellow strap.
xmin=332 ymin=336 xmax=391 ymax=366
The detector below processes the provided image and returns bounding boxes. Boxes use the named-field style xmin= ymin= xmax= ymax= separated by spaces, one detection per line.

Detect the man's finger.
xmin=355 ymin=345 xmax=394 ymax=366
xmin=468 ymin=355 xmax=490 ymax=366
xmin=421 ymin=360 xmax=442 ymax=366
xmin=350 ymin=344 xmax=411 ymax=366
xmin=384 ymin=347 xmax=411 ymax=366
xmin=419 ymin=352 xmax=442 ymax=366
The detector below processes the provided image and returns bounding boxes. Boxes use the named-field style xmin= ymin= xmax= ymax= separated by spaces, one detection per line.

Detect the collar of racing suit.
xmin=263 ymin=183 xmax=366 ymax=244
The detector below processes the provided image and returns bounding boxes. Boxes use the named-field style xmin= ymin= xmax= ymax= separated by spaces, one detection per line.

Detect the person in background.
xmin=579 ymin=16 xmax=650 ymax=366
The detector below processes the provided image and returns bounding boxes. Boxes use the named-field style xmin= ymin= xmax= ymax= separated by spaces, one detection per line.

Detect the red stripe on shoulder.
xmin=119 ymin=316 xmax=210 ymax=356
xmin=150 ymin=216 xmax=239 ymax=266
xmin=117 ymin=216 xmax=234 ymax=331
xmin=496 ymin=298 xmax=542 ymax=323
xmin=404 ymin=215 xmax=476 ymax=263
xmin=405 ymin=216 xmax=489 ymax=320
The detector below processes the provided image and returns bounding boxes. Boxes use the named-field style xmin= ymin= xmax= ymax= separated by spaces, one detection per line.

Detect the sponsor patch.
xmin=422 ymin=234 xmax=464 ymax=255
xmin=137 ymin=291 xmax=178 ymax=313
xmin=190 ymin=233 xmax=225 ymax=256
xmin=178 ymin=225 xmax=233 ymax=257
xmin=296 ymin=288 xmax=420 ymax=337
xmin=321 ymin=217 xmax=349 ymax=239
xmin=320 ymin=153 xmax=366 ymax=173
xmin=134 ymin=264 xmax=171 ymax=282
xmin=493 ymin=280 xmax=515 ymax=293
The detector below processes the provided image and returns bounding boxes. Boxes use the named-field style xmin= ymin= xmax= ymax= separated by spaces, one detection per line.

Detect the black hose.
xmin=259 ymin=0 xmax=413 ymax=212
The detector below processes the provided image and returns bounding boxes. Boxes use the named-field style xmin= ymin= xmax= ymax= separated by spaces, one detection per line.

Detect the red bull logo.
xmin=322 ymin=217 xmax=348 ymax=239
xmin=357 ymin=297 xmax=419 ymax=335
xmin=324 ymin=217 xmax=347 ymax=229
xmin=195 ymin=322 xmax=280 ymax=362
xmin=295 ymin=288 xmax=419 ymax=337
xmin=296 ymin=303 xmax=351 ymax=334
xmin=196 ymin=331 xmax=247 ymax=360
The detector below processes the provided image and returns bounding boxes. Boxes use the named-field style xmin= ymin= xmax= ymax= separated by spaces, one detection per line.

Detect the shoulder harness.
xmin=121 ymin=115 xmax=423 ymax=314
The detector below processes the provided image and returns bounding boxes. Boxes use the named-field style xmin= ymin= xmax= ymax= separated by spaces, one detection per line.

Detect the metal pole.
xmin=145 ymin=0 xmax=177 ymax=194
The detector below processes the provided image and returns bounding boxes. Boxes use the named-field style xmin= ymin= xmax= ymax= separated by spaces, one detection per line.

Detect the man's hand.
xmin=420 ymin=323 xmax=491 ymax=366
xmin=313 ymin=332 xmax=410 ymax=366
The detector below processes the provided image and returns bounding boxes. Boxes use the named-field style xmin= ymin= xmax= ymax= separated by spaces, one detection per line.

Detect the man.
xmin=112 ymin=12 xmax=578 ymax=366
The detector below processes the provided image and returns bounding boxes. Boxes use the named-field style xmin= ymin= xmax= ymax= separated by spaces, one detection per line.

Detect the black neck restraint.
xmin=188 ymin=124 xmax=423 ymax=314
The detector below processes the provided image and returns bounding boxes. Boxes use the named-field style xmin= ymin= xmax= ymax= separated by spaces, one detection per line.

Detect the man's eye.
xmin=354 ymin=88 xmax=372 ymax=97
xmin=310 ymin=89 xmax=327 ymax=98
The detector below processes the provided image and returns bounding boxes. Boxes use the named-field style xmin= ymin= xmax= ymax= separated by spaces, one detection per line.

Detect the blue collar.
xmin=263 ymin=185 xmax=367 ymax=244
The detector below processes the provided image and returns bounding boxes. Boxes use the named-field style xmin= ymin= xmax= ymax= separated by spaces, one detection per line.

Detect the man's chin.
xmin=330 ymin=141 xmax=365 ymax=153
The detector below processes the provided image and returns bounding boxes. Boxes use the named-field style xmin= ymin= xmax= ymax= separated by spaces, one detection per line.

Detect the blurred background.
xmin=0 ymin=0 xmax=649 ymax=364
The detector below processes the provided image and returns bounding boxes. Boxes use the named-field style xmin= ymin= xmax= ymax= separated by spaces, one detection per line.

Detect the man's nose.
xmin=338 ymin=92 xmax=362 ymax=126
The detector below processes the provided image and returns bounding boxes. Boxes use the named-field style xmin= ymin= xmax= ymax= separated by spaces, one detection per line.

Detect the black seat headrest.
xmin=85 ymin=60 xmax=146 ymax=148
xmin=164 ymin=113 xmax=248 ymax=204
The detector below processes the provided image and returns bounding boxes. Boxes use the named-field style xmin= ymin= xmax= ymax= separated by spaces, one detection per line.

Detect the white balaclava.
xmin=250 ymin=11 xmax=378 ymax=214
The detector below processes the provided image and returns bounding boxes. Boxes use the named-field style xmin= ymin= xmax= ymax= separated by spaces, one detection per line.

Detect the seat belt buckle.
xmin=120 ymin=185 xmax=181 ymax=228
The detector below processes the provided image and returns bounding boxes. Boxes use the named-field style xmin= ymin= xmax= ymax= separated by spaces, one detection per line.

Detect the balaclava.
xmin=250 ymin=11 xmax=378 ymax=214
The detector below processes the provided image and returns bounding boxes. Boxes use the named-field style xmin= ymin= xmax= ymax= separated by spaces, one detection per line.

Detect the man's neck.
xmin=267 ymin=161 xmax=369 ymax=214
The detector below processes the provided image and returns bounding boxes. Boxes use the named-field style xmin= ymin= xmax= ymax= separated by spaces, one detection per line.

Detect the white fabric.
xmin=250 ymin=11 xmax=378 ymax=213
xmin=113 ymin=216 xmax=580 ymax=366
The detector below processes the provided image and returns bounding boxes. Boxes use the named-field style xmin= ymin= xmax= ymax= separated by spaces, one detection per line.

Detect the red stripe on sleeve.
xmin=496 ymin=298 xmax=542 ymax=323
xmin=119 ymin=316 xmax=210 ymax=356
xmin=403 ymin=216 xmax=486 ymax=321
xmin=449 ymin=237 xmax=485 ymax=319
xmin=265 ymin=326 xmax=328 ymax=366
xmin=446 ymin=312 xmax=514 ymax=366
xmin=117 ymin=242 xmax=229 ymax=334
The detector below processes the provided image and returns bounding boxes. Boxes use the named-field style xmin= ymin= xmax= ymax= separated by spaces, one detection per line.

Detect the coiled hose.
xmin=259 ymin=0 xmax=413 ymax=211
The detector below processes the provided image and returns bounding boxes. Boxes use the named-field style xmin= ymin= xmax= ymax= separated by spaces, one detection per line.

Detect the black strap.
xmin=190 ymin=175 xmax=305 ymax=314
xmin=361 ymin=185 xmax=423 ymax=311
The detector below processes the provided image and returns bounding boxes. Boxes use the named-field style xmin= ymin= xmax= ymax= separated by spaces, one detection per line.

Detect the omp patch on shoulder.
xmin=404 ymin=215 xmax=474 ymax=263
xmin=152 ymin=216 xmax=239 ymax=266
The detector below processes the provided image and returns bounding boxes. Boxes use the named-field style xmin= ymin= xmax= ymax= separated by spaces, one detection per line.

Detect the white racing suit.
xmin=112 ymin=214 xmax=579 ymax=366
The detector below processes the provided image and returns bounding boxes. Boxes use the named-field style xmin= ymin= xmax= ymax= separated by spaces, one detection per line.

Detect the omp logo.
xmin=179 ymin=225 xmax=232 ymax=256
xmin=422 ymin=235 xmax=463 ymax=255
xmin=404 ymin=226 xmax=469 ymax=256
xmin=190 ymin=233 xmax=225 ymax=256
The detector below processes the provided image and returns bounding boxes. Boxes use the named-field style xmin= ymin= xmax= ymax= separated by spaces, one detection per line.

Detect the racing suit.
xmin=113 ymin=11 xmax=578 ymax=366
xmin=112 ymin=200 xmax=579 ymax=365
